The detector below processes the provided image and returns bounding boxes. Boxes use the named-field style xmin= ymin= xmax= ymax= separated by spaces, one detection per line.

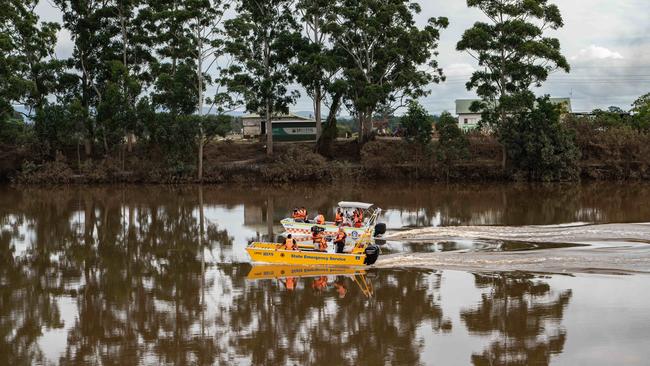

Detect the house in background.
xmin=455 ymin=98 xmax=572 ymax=131
xmin=242 ymin=112 xmax=318 ymax=141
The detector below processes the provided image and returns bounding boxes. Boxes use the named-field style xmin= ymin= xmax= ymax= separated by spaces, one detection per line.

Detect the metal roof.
xmin=337 ymin=201 xmax=374 ymax=209
xmin=241 ymin=112 xmax=315 ymax=122
xmin=456 ymin=98 xmax=572 ymax=114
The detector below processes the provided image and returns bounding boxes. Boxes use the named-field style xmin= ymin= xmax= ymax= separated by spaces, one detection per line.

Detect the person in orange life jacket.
xmin=315 ymin=211 xmax=325 ymax=225
xmin=300 ymin=207 xmax=308 ymax=222
xmin=281 ymin=277 xmax=297 ymax=291
xmin=334 ymin=227 xmax=347 ymax=253
xmin=334 ymin=209 xmax=343 ymax=225
xmin=292 ymin=208 xmax=301 ymax=220
xmin=312 ymin=276 xmax=328 ymax=292
xmin=277 ymin=234 xmax=298 ymax=251
xmin=353 ymin=210 xmax=363 ymax=228
xmin=312 ymin=230 xmax=323 ymax=250
xmin=334 ymin=279 xmax=347 ymax=298
xmin=317 ymin=234 xmax=328 ymax=252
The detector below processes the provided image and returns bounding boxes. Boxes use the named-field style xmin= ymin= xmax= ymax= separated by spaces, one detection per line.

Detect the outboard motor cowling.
xmin=373 ymin=223 xmax=387 ymax=237
xmin=364 ymin=245 xmax=380 ymax=265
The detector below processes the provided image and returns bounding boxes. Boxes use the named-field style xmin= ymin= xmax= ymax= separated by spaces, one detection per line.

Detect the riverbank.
xmin=3 ymin=127 xmax=650 ymax=184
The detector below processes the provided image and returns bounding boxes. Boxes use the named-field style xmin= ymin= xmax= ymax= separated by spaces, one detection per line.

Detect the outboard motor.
xmin=363 ymin=245 xmax=380 ymax=265
xmin=373 ymin=223 xmax=387 ymax=237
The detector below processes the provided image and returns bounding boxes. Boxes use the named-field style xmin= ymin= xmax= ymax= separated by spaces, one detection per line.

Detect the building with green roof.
xmin=241 ymin=112 xmax=321 ymax=141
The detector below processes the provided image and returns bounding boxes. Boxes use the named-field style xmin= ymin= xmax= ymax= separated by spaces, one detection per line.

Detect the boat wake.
xmin=376 ymin=223 xmax=650 ymax=274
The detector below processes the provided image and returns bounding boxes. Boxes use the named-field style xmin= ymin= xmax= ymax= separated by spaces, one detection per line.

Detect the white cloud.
xmin=571 ymin=45 xmax=624 ymax=61
xmin=444 ymin=63 xmax=476 ymax=78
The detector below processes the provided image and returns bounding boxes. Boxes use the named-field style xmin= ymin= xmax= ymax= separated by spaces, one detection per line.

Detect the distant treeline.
xmin=1 ymin=0 xmax=649 ymax=183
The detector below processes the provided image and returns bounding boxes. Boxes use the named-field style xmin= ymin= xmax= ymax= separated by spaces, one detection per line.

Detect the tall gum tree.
xmin=224 ymin=0 xmax=300 ymax=156
xmin=55 ymin=0 xmax=118 ymax=155
xmin=185 ymin=0 xmax=229 ymax=181
xmin=292 ymin=0 xmax=337 ymax=141
xmin=328 ymin=0 xmax=448 ymax=144
xmin=456 ymin=0 xmax=570 ymax=170
xmin=0 ymin=0 xmax=60 ymax=119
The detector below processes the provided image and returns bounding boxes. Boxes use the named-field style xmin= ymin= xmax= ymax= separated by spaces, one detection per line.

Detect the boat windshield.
xmin=337 ymin=201 xmax=374 ymax=210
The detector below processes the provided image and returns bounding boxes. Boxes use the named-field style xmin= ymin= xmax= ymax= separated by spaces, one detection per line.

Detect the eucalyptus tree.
xmin=456 ymin=0 xmax=570 ymax=169
xmin=291 ymin=0 xmax=339 ymax=141
xmin=0 ymin=0 xmax=60 ymax=119
xmin=54 ymin=0 xmax=116 ymax=154
xmin=104 ymin=0 xmax=154 ymax=152
xmin=145 ymin=0 xmax=198 ymax=115
xmin=224 ymin=0 xmax=301 ymax=156
xmin=184 ymin=0 xmax=230 ymax=181
xmin=328 ymin=0 xmax=448 ymax=143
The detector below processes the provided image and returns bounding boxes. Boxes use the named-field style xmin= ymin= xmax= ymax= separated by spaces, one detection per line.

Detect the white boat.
xmin=280 ymin=201 xmax=386 ymax=240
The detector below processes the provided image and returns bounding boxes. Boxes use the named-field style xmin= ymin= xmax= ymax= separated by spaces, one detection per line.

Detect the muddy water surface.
xmin=1 ymin=183 xmax=650 ymax=365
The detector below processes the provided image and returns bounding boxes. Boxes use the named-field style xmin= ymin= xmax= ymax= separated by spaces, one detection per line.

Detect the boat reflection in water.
xmin=246 ymin=265 xmax=373 ymax=297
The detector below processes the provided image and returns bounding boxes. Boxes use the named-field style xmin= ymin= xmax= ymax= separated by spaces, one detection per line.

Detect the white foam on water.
xmin=379 ymin=223 xmax=650 ymax=274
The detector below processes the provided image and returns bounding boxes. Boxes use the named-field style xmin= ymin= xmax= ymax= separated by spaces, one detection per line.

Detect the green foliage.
xmin=328 ymin=0 xmax=448 ymax=142
xmin=457 ymin=0 xmax=570 ymax=127
xmin=401 ymin=101 xmax=433 ymax=144
xmin=589 ymin=107 xmax=633 ymax=129
xmin=436 ymin=111 xmax=469 ymax=165
xmin=97 ymin=61 xmax=142 ymax=149
xmin=501 ymin=97 xmax=580 ymax=181
xmin=223 ymin=0 xmax=299 ymax=117
xmin=134 ymin=100 xmax=231 ymax=173
xmin=33 ymin=101 xmax=86 ymax=155
xmin=1 ymin=0 xmax=60 ymax=116
xmin=0 ymin=116 xmax=35 ymax=146
xmin=631 ymin=93 xmax=650 ymax=130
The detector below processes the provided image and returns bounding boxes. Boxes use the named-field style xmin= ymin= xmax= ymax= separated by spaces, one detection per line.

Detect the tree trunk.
xmin=314 ymin=88 xmax=322 ymax=139
xmin=266 ymin=100 xmax=273 ymax=156
xmin=196 ymin=22 xmax=204 ymax=181
xmin=77 ymin=139 xmax=81 ymax=171
xmin=316 ymin=92 xmax=342 ymax=157
xmin=84 ymin=138 xmax=92 ymax=157
xmin=358 ymin=111 xmax=373 ymax=144
xmin=198 ymin=135 xmax=204 ymax=182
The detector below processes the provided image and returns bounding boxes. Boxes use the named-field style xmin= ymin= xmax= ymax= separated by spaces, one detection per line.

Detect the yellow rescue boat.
xmin=246 ymin=229 xmax=380 ymax=266
xmin=246 ymin=264 xmax=365 ymax=280
xmin=246 ymin=264 xmax=374 ymax=297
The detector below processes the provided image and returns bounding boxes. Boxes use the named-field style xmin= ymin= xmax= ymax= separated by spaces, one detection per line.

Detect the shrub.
xmin=435 ymin=111 xmax=469 ymax=173
xmin=260 ymin=145 xmax=330 ymax=182
xmin=14 ymin=153 xmax=74 ymax=184
xmin=401 ymin=101 xmax=434 ymax=144
xmin=501 ymin=97 xmax=580 ymax=181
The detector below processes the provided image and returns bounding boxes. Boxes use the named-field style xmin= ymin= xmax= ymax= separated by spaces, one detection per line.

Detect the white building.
xmin=455 ymin=98 xmax=572 ymax=131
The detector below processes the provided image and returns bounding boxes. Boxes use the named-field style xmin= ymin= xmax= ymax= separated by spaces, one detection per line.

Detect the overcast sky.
xmin=36 ymin=0 xmax=650 ymax=115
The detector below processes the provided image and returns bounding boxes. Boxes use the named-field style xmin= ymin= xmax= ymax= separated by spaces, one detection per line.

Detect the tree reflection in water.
xmin=461 ymin=273 xmax=572 ymax=366
xmin=0 ymin=186 xmax=589 ymax=365
xmin=1 ymin=187 xmax=450 ymax=365
xmin=218 ymin=269 xmax=446 ymax=365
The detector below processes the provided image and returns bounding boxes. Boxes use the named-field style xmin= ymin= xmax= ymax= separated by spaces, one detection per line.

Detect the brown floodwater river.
xmin=1 ymin=183 xmax=650 ymax=365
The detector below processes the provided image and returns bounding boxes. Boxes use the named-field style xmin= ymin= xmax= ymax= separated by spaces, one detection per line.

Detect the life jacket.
xmin=319 ymin=236 xmax=328 ymax=251
xmin=284 ymin=238 xmax=297 ymax=250
xmin=292 ymin=211 xmax=301 ymax=219
xmin=312 ymin=231 xmax=322 ymax=243
xmin=335 ymin=231 xmax=347 ymax=242
xmin=335 ymin=212 xmax=343 ymax=224
xmin=300 ymin=209 xmax=307 ymax=219
xmin=316 ymin=214 xmax=325 ymax=225
xmin=286 ymin=277 xmax=296 ymax=291
xmin=353 ymin=212 xmax=363 ymax=227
